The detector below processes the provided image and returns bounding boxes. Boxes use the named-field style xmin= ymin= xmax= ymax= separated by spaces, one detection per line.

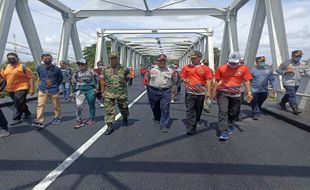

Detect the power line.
xmin=5 ymin=41 xmax=75 ymax=60
xmin=29 ymin=8 xmax=96 ymax=40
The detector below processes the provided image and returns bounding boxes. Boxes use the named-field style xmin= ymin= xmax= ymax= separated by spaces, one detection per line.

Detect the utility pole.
xmin=13 ymin=33 xmax=17 ymax=52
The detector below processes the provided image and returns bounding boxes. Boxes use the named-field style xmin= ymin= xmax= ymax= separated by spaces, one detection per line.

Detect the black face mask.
xmin=44 ymin=61 xmax=52 ymax=65
xmin=8 ymin=58 xmax=17 ymax=64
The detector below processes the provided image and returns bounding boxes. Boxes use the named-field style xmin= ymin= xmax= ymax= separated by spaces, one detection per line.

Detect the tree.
xmin=82 ymin=44 xmax=96 ymax=68
xmin=82 ymin=41 xmax=111 ymax=68
xmin=213 ymin=47 xmax=220 ymax=69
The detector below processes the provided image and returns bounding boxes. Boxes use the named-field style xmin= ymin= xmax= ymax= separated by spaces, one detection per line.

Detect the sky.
xmin=3 ymin=0 xmax=310 ymax=64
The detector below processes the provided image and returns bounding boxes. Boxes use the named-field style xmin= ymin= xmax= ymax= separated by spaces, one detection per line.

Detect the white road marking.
xmin=33 ymin=90 xmax=147 ymax=190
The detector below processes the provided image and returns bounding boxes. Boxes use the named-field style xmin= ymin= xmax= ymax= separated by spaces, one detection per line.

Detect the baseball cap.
xmin=228 ymin=52 xmax=241 ymax=63
xmin=292 ymin=50 xmax=302 ymax=57
xmin=76 ymin=58 xmax=87 ymax=64
xmin=190 ymin=51 xmax=202 ymax=59
xmin=7 ymin=52 xmax=18 ymax=58
xmin=157 ymin=54 xmax=167 ymax=60
xmin=255 ymin=56 xmax=266 ymax=62
xmin=110 ymin=52 xmax=119 ymax=58
xmin=41 ymin=52 xmax=52 ymax=58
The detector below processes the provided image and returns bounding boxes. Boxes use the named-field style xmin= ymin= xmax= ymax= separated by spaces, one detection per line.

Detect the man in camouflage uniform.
xmin=101 ymin=52 xmax=130 ymax=135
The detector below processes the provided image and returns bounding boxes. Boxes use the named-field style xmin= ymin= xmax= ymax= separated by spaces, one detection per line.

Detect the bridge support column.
xmin=126 ymin=48 xmax=132 ymax=68
xmin=57 ymin=12 xmax=73 ymax=65
xmin=207 ymin=35 xmax=215 ymax=71
xmin=111 ymin=39 xmax=117 ymax=52
xmin=0 ymin=0 xmax=16 ymax=64
xmin=120 ymin=45 xmax=126 ymax=66
xmin=244 ymin=0 xmax=266 ymax=69
xmin=220 ymin=21 xmax=230 ymax=65
xmin=71 ymin=22 xmax=83 ymax=62
xmin=16 ymin=0 xmax=43 ymax=65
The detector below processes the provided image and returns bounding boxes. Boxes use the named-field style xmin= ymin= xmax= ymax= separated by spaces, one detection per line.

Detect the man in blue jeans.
xmin=144 ymin=54 xmax=175 ymax=133
xmin=59 ymin=60 xmax=72 ymax=102
xmin=251 ymin=56 xmax=277 ymax=120
xmin=276 ymin=50 xmax=310 ymax=114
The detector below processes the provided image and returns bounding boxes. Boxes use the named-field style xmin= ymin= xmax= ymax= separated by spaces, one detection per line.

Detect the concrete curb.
xmin=261 ymin=107 xmax=310 ymax=133
xmin=243 ymin=101 xmax=310 ymax=133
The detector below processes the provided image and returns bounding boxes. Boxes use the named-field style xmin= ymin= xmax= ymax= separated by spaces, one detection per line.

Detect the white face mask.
xmin=227 ymin=62 xmax=240 ymax=68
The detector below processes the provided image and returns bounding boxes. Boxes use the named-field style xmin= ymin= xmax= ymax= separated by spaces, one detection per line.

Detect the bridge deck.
xmin=0 ymin=78 xmax=309 ymax=190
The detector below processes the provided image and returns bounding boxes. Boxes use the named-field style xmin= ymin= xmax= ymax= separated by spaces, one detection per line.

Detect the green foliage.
xmin=82 ymin=44 xmax=96 ymax=68
xmin=213 ymin=47 xmax=220 ymax=69
xmin=82 ymin=41 xmax=111 ymax=68
xmin=167 ymin=60 xmax=179 ymax=65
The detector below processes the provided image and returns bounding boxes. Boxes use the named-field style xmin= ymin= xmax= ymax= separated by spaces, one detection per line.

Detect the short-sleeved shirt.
xmin=103 ymin=65 xmax=129 ymax=99
xmin=215 ymin=64 xmax=252 ymax=97
xmin=147 ymin=65 xmax=174 ymax=89
xmin=0 ymin=63 xmax=33 ymax=92
xmin=180 ymin=64 xmax=213 ymax=95
xmin=60 ymin=67 xmax=72 ymax=83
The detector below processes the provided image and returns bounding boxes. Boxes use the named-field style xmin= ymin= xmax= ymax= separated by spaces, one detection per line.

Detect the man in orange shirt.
xmin=0 ymin=52 xmax=34 ymax=127
xmin=180 ymin=51 xmax=213 ymax=135
xmin=212 ymin=52 xmax=253 ymax=141
xmin=128 ymin=67 xmax=135 ymax=86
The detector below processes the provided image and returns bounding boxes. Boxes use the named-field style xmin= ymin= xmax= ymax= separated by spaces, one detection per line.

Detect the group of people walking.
xmin=0 ymin=51 xmax=130 ymax=137
xmin=143 ymin=49 xmax=309 ymax=141
xmin=0 ymin=49 xmax=309 ymax=141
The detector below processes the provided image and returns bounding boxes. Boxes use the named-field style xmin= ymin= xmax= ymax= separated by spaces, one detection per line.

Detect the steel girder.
xmin=74 ymin=8 xmax=226 ymax=20
xmin=15 ymin=0 xmax=43 ymax=65
xmin=0 ymin=0 xmax=17 ymax=63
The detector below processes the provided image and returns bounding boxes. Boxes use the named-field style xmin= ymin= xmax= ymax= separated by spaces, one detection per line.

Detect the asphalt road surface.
xmin=0 ymin=78 xmax=309 ymax=190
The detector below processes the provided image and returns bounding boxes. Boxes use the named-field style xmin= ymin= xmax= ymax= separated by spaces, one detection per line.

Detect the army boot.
xmin=122 ymin=117 xmax=128 ymax=126
xmin=104 ymin=122 xmax=114 ymax=135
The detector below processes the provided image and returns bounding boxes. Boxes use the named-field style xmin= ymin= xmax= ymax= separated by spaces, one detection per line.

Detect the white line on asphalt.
xmin=33 ymin=90 xmax=147 ymax=190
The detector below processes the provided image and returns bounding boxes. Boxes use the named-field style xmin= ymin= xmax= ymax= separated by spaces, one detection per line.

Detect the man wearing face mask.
xmin=102 ymin=52 xmax=130 ymax=135
xmin=251 ymin=56 xmax=277 ymax=120
xmin=32 ymin=53 xmax=63 ymax=128
xmin=212 ymin=52 xmax=253 ymax=141
xmin=276 ymin=50 xmax=310 ymax=114
xmin=0 ymin=52 xmax=34 ymax=127
xmin=59 ymin=60 xmax=72 ymax=102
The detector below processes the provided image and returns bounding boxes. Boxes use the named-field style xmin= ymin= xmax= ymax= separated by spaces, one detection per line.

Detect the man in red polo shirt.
xmin=180 ymin=51 xmax=213 ymax=135
xmin=212 ymin=52 xmax=253 ymax=141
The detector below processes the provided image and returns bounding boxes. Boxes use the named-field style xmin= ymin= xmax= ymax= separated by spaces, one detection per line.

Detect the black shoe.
xmin=279 ymin=102 xmax=286 ymax=110
xmin=252 ymin=115 xmax=258 ymax=120
xmin=22 ymin=112 xmax=32 ymax=119
xmin=292 ymin=107 xmax=301 ymax=115
xmin=123 ymin=117 xmax=128 ymax=126
xmin=104 ymin=123 xmax=114 ymax=135
xmin=10 ymin=119 xmax=22 ymax=126
xmin=187 ymin=128 xmax=196 ymax=135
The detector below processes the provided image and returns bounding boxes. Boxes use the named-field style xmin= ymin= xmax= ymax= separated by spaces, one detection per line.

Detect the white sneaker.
xmin=170 ymin=100 xmax=175 ymax=103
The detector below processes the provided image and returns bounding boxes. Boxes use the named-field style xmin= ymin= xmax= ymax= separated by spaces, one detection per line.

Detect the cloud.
xmin=285 ymin=6 xmax=307 ymax=21
xmin=3 ymin=0 xmax=310 ymax=62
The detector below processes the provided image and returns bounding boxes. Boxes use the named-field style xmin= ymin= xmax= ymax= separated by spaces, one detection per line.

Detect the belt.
xmin=148 ymin=86 xmax=170 ymax=91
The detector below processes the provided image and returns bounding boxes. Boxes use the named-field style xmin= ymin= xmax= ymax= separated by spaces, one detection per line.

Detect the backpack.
xmin=0 ymin=64 xmax=27 ymax=92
